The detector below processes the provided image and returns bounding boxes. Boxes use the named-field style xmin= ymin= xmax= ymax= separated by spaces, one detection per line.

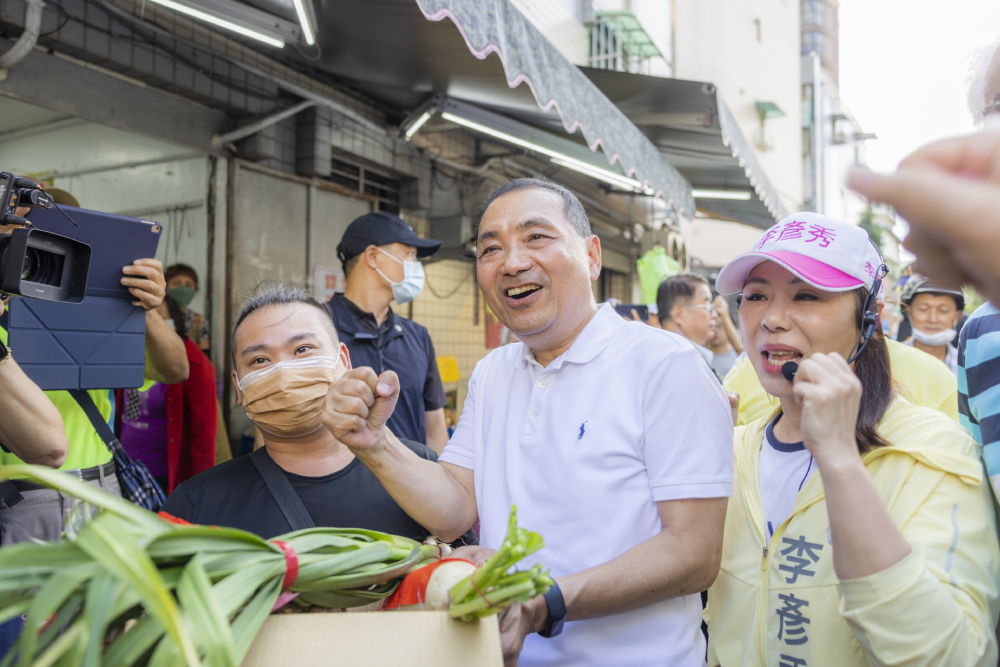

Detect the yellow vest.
xmin=706 ymin=397 xmax=1000 ymax=667
xmin=723 ymin=338 xmax=959 ymax=426
xmin=0 ymin=325 xmax=113 ymax=470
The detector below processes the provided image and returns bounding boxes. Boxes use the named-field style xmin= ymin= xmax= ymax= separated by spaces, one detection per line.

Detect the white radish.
xmin=422 ymin=560 xmax=478 ymax=610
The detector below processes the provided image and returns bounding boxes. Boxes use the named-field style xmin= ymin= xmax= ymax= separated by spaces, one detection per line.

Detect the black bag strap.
xmin=68 ymin=390 xmax=119 ymax=456
xmin=249 ymin=447 xmax=315 ymax=531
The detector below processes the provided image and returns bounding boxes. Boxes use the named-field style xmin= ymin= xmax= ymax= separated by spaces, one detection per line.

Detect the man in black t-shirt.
xmin=163 ymin=282 xmax=475 ymax=545
xmin=165 ymin=436 xmax=453 ymax=541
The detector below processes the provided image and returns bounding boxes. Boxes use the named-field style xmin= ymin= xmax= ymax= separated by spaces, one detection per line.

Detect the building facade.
xmin=800 ymin=0 xmax=878 ymax=230
xmin=508 ymin=0 xmax=804 ymax=283
xmin=0 ymin=0 xmax=821 ymax=448
xmin=673 ymin=0 xmax=803 ymax=276
xmin=1 ymin=0 xmax=694 ymax=447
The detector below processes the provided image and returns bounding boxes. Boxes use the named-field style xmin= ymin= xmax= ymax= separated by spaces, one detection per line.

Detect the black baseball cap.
xmin=336 ymin=212 xmax=442 ymax=263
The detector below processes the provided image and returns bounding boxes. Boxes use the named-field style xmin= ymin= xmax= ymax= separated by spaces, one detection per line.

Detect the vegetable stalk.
xmin=448 ymin=507 xmax=553 ymax=621
xmin=0 ymin=465 xmax=445 ymax=667
xmin=0 ymin=466 xmax=553 ymax=667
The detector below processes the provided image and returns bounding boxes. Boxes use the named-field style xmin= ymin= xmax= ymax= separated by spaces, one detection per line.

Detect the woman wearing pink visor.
xmin=704 ymin=212 xmax=1000 ymax=667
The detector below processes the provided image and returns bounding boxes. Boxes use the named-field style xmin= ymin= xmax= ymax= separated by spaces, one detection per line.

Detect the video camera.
xmin=0 ymin=172 xmax=91 ymax=303
xmin=0 ymin=173 xmax=163 ymax=390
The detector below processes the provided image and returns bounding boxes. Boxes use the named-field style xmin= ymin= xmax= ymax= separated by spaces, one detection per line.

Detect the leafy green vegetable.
xmin=0 ymin=466 xmax=551 ymax=666
xmin=448 ymin=506 xmax=553 ymax=621
xmin=0 ymin=465 xmax=442 ymax=667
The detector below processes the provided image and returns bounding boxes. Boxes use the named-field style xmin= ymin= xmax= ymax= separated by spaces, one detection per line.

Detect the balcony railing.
xmin=589 ymin=10 xmax=665 ymax=75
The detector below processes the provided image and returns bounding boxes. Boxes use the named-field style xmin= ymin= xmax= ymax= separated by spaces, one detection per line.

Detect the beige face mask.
xmin=237 ymin=355 xmax=342 ymax=438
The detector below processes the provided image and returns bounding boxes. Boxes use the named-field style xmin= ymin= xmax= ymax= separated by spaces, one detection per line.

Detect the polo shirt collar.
xmin=330 ymin=294 xmax=395 ymax=337
xmin=515 ymin=303 xmax=623 ymax=371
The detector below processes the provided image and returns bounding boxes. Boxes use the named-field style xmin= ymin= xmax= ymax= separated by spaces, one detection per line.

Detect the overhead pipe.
xmin=0 ymin=0 xmax=45 ymax=80
xmin=236 ymin=60 xmax=388 ymax=137
xmin=212 ymin=99 xmax=316 ymax=148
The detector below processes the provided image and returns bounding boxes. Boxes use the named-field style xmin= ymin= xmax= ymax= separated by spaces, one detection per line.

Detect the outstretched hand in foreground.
xmin=849 ymin=128 xmax=1000 ymax=306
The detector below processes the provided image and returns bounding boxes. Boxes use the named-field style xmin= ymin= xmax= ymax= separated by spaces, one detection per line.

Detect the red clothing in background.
xmin=117 ymin=336 xmax=216 ymax=493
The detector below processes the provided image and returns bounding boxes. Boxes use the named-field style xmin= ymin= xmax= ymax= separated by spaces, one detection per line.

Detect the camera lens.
xmin=21 ymin=249 xmax=37 ymax=281
xmin=0 ymin=230 xmax=84 ymax=301
xmin=21 ymin=248 xmax=63 ymax=287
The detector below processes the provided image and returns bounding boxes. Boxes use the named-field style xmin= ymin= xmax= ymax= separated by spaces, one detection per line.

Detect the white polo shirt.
xmin=440 ymin=304 xmax=734 ymax=667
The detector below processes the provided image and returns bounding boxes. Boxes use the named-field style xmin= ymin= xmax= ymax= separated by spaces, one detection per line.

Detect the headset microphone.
xmin=781 ymin=362 xmax=798 ymax=382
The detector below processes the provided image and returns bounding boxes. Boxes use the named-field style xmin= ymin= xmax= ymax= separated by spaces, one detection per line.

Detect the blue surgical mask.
xmin=376 ymin=248 xmax=425 ymax=304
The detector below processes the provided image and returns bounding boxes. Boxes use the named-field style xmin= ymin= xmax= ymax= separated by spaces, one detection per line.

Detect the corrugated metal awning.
xmin=580 ymin=67 xmax=789 ymax=229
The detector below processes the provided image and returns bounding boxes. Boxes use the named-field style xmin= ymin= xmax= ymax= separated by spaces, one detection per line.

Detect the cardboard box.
xmin=241 ymin=611 xmax=503 ymax=667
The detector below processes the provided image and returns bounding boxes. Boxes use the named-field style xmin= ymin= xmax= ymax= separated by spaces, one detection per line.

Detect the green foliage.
xmin=857 ymin=206 xmax=884 ymax=255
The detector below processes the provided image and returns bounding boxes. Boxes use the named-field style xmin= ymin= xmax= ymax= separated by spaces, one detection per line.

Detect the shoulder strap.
xmin=249 ymin=447 xmax=316 ymax=532
xmin=68 ymin=389 xmax=118 ymax=455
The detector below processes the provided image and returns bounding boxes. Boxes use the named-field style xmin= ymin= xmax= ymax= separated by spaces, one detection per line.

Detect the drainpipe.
xmin=811 ymin=50 xmax=823 ymax=214
xmin=0 ymin=0 xmax=45 ymax=81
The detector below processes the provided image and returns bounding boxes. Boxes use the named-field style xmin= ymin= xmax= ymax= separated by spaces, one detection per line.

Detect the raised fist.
xmin=323 ymin=367 xmax=400 ymax=451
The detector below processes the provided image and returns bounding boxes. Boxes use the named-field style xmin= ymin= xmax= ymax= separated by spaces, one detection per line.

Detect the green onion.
xmin=0 ymin=465 xmax=443 ymax=667
xmin=0 ymin=465 xmax=552 ymax=666
xmin=448 ymin=506 xmax=553 ymax=621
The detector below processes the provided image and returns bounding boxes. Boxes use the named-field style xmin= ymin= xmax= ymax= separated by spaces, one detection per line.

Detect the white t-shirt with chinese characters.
xmin=759 ymin=413 xmax=817 ymax=540
xmin=439 ymin=304 xmax=734 ymax=667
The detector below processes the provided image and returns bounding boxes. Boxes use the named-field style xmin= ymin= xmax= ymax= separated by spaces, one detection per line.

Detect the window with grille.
xmin=801 ymin=0 xmax=824 ymax=26
xmin=589 ymin=11 xmax=664 ymax=75
xmin=802 ymin=30 xmax=824 ymax=57
xmin=329 ymin=156 xmax=403 ymax=214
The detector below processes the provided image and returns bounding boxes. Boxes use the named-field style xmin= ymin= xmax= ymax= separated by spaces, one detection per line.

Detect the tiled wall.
xmin=409 ymin=259 xmax=488 ymax=418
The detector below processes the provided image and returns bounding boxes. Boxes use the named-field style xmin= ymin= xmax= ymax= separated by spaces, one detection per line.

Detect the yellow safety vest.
xmin=0 ymin=325 xmax=113 ymax=470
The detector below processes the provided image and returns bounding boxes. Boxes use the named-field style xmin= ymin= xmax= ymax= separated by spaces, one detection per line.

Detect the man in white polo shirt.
xmin=325 ymin=178 xmax=734 ymax=667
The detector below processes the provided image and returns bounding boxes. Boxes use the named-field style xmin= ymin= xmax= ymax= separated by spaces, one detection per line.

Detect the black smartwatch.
xmin=538 ymin=581 xmax=566 ymax=639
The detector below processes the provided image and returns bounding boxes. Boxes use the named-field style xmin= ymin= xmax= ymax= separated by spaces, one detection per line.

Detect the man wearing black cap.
xmin=327 ymin=212 xmax=450 ymax=453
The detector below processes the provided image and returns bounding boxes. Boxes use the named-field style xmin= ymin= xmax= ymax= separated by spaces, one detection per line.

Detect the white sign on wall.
xmin=313 ymin=265 xmax=346 ymax=303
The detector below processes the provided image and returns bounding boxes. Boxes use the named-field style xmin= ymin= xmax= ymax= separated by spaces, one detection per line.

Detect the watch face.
xmin=540 ymin=612 xmax=566 ymax=639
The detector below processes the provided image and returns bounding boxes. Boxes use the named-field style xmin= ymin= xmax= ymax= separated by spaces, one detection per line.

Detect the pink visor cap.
xmin=715 ymin=212 xmax=885 ymax=297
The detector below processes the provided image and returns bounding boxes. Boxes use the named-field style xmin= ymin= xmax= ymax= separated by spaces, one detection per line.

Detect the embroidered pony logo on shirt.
xmin=578 ymin=421 xmax=588 ymax=441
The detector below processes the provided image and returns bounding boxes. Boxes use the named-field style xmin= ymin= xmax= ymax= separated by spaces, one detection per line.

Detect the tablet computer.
xmin=4 ymin=206 xmax=162 ymax=390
